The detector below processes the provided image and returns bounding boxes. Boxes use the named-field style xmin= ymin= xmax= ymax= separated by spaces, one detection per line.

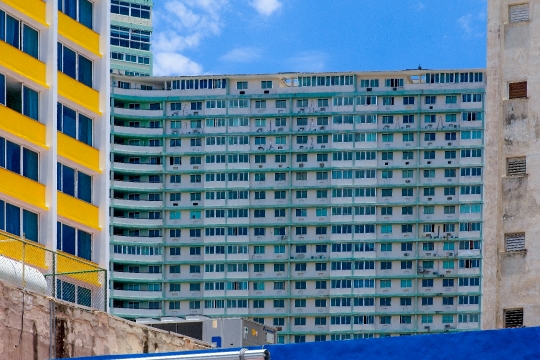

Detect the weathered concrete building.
xmin=483 ymin=1 xmax=539 ymax=329
xmin=0 ymin=281 xmax=211 ymax=359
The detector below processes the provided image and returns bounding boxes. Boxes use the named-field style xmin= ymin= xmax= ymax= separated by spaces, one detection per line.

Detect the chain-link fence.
xmin=0 ymin=231 xmax=107 ymax=311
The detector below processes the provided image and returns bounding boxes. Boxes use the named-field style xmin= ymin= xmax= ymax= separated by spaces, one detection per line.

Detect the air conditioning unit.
xmin=193 ymin=166 xmax=199 ymax=169
xmin=320 ymin=126 xmax=325 ymax=130
xmin=259 ymin=165 xmax=263 ymax=168
xmin=172 ymin=131 xmax=178 ymax=134
xmin=278 ymin=164 xmax=283 ymax=168
xmin=424 ymin=326 xmax=430 ymax=330
xmin=278 ymin=146 xmax=283 ymax=149
xmin=276 ymin=327 xmax=283 ymax=331
xmin=405 ymin=180 xmax=411 ymax=183
xmin=448 ymin=252 xmax=454 ymax=256
xmin=321 ymin=145 xmax=325 ymax=148
xmin=194 ymin=130 xmax=200 ymax=134
xmin=193 ymin=111 xmax=199 ymax=115
xmin=320 ymin=107 xmax=326 ymax=111
xmin=278 ymin=127 xmax=284 ymax=132
xmin=299 ymin=163 xmax=304 ymax=168
xmin=281 ymin=235 xmax=287 ymax=240
xmin=320 ymin=163 xmax=324 ymax=168
xmin=367 ymin=87 xmax=372 ymax=91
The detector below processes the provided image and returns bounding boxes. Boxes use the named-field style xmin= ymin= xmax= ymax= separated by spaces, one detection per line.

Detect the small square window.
xmin=507 ymin=157 xmax=526 ymax=176
xmin=509 ymin=4 xmax=529 ymax=23
xmin=505 ymin=233 xmax=525 ymax=252
xmin=509 ymin=81 xmax=527 ymax=99
xmin=504 ymin=308 xmax=524 ymax=328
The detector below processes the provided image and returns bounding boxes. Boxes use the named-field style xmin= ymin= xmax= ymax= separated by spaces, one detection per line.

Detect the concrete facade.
xmin=483 ymin=0 xmax=540 ymax=329
xmin=0 ymin=281 xmax=210 ymax=360
xmin=110 ymin=70 xmax=485 ymax=343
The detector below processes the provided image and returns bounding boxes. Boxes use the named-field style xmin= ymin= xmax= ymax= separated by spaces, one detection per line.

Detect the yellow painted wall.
xmin=0 ymin=41 xmax=47 ymax=87
xmin=57 ymin=192 xmax=100 ymax=230
xmin=58 ymin=132 xmax=101 ymax=173
xmin=58 ymin=12 xmax=101 ymax=56
xmin=58 ymin=72 xmax=101 ymax=115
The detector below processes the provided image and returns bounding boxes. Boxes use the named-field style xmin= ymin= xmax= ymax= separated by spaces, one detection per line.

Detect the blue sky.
xmin=152 ymin=0 xmax=487 ymax=76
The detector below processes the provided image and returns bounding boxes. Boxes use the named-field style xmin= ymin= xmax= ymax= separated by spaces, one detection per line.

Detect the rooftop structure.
xmin=109 ymin=69 xmax=484 ymax=343
xmin=110 ymin=0 xmax=153 ymax=76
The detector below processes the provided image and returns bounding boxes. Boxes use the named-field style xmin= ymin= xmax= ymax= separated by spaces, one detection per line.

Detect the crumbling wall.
xmin=0 ymin=281 xmax=211 ymax=359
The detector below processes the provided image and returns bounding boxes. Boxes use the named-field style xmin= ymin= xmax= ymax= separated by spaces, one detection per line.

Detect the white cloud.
xmin=250 ymin=0 xmax=282 ymax=16
xmin=220 ymin=47 xmax=261 ymax=63
xmin=286 ymin=51 xmax=327 ymax=72
xmin=152 ymin=0 xmax=229 ymax=75
xmin=458 ymin=12 xmax=485 ymax=39
xmin=153 ymin=52 xmax=203 ymax=76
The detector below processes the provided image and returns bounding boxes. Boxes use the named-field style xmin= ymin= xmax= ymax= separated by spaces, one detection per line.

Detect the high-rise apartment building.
xmin=110 ymin=70 xmax=484 ymax=342
xmin=484 ymin=1 xmax=538 ymax=329
xmin=0 ymin=0 xmax=110 ymax=291
xmin=110 ymin=0 xmax=153 ymax=76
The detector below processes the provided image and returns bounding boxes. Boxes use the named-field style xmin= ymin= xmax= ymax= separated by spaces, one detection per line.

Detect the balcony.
xmin=112 ymin=162 xmax=162 ymax=172
xmin=111 ymin=199 xmax=163 ymax=209
xmin=111 ymin=308 xmax=162 ymax=318
xmin=111 ymin=290 xmax=162 ymax=298
xmin=112 ymin=217 xmax=163 ymax=227
xmin=111 ymin=235 xmax=163 ymax=244
xmin=113 ymin=125 xmax=163 ymax=136
xmin=112 ymin=271 xmax=162 ymax=281
xmin=112 ymin=180 xmax=163 ymax=191
xmin=112 ymin=144 xmax=162 ymax=155
xmin=112 ymin=253 xmax=162 ymax=262
xmin=113 ymin=107 xmax=163 ymax=118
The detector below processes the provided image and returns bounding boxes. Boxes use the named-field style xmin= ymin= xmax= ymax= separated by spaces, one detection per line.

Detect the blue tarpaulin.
xmin=66 ymin=326 xmax=540 ymax=360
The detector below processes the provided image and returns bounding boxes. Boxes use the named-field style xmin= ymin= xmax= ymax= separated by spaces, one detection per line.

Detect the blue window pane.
xmin=6 ymin=203 xmax=20 ymax=236
xmin=62 ymin=105 xmax=77 ymax=138
xmin=64 ymin=0 xmax=77 ymax=20
xmin=57 ymin=44 xmax=63 ymax=72
xmin=23 ymin=86 xmax=39 ymax=120
xmin=56 ymin=163 xmax=61 ymax=191
xmin=57 ymin=103 xmax=62 ymax=131
xmin=77 ymin=286 xmax=92 ymax=307
xmin=79 ymin=0 xmax=93 ymax=29
xmin=0 ymin=137 xmax=5 ymax=168
xmin=58 ymin=280 xmax=75 ymax=303
xmin=77 ymin=172 xmax=92 ymax=203
xmin=0 ymin=73 xmax=4 ymax=105
xmin=77 ymin=229 xmax=91 ymax=260
xmin=6 ymin=15 xmax=19 ymax=48
xmin=23 ymin=148 xmax=38 ymax=181
xmin=78 ymin=55 xmax=93 ymax=87
xmin=78 ymin=113 xmax=92 ymax=145
xmin=6 ymin=141 xmax=20 ymax=174
xmin=61 ymin=223 xmax=76 ymax=255
xmin=0 ymin=11 xmax=5 ymax=42
xmin=23 ymin=210 xmax=38 ymax=242
xmin=61 ymin=164 xmax=75 ymax=196
xmin=62 ymin=45 xmax=77 ymax=79
xmin=56 ymin=221 xmax=61 ymax=249
xmin=22 ymin=25 xmax=39 ymax=59
xmin=0 ymin=200 xmax=4 ymax=231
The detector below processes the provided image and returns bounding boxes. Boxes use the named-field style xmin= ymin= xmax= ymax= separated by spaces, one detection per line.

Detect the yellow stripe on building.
xmin=58 ymin=12 xmax=101 ymax=57
xmin=0 ymin=41 xmax=47 ymax=88
xmin=58 ymin=132 xmax=101 ymax=173
xmin=57 ymin=192 xmax=100 ymax=230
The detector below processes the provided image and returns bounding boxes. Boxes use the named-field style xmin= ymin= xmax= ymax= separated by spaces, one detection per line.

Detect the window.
xmin=261 ymin=80 xmax=272 ymax=89
xmin=236 ymin=81 xmax=248 ymax=89
xmin=507 ymin=157 xmax=526 ymax=176
xmin=255 ymin=100 xmax=266 ymax=109
xmin=510 ymin=4 xmax=529 ymax=23
xmin=57 ymin=104 xmax=93 ymax=146
xmin=506 ymin=233 xmax=525 ymax=252
xmin=0 ymin=73 xmax=39 ymax=121
xmin=0 ymin=11 xmax=39 ymax=58
xmin=57 ymin=222 xmax=91 ymax=260
xmin=403 ymin=96 xmax=415 ymax=105
xmin=425 ymin=96 xmax=436 ymax=104
xmin=504 ymin=308 xmax=524 ymax=328
xmin=57 ymin=163 xmax=92 ymax=203
xmin=59 ymin=0 xmax=93 ymax=28
xmin=276 ymin=100 xmax=286 ymax=108
xmin=58 ymin=43 xmax=93 ymax=87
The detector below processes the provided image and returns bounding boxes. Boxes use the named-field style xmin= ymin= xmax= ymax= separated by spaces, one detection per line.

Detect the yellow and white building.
xmin=0 ymin=0 xmax=110 ymax=292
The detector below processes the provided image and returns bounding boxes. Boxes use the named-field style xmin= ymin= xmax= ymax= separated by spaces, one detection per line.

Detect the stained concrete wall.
xmin=484 ymin=0 xmax=540 ymax=329
xmin=0 ymin=281 xmax=211 ymax=360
